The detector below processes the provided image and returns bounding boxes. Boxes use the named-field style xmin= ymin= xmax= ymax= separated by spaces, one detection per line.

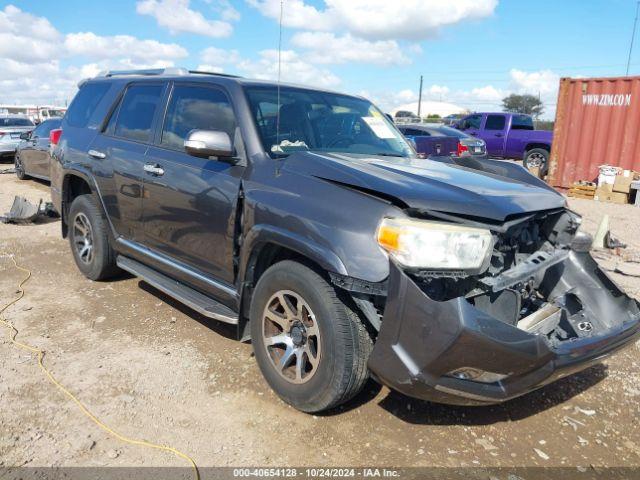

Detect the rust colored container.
xmin=548 ymin=76 xmax=640 ymax=189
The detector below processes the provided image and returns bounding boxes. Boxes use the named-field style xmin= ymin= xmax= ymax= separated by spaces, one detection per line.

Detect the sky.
xmin=1 ymin=0 xmax=640 ymax=119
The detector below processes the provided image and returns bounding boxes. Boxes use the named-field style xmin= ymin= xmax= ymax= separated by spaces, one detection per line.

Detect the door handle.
xmin=144 ymin=163 xmax=165 ymax=176
xmin=88 ymin=149 xmax=106 ymax=159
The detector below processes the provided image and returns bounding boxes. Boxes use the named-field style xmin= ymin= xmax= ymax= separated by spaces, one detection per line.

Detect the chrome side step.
xmin=116 ymin=255 xmax=239 ymax=324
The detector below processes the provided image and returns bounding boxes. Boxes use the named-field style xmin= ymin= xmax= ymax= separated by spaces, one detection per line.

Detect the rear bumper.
xmin=368 ymin=254 xmax=640 ymax=405
xmin=0 ymin=142 xmax=18 ymax=155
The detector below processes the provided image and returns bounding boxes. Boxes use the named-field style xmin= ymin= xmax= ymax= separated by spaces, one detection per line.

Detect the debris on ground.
xmin=0 ymin=196 xmax=57 ymax=224
xmin=533 ymin=448 xmax=550 ymax=460
xmin=0 ymin=167 xmax=16 ymax=175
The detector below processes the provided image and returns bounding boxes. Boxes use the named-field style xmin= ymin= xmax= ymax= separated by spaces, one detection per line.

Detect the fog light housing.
xmin=447 ymin=367 xmax=509 ymax=384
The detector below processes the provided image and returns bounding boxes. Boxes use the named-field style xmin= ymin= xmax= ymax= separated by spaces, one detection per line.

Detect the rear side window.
xmin=485 ymin=114 xmax=506 ymax=130
xmin=161 ymin=84 xmax=236 ymax=150
xmin=66 ymin=82 xmax=110 ymax=128
xmin=113 ymin=84 xmax=164 ymax=142
xmin=460 ymin=114 xmax=482 ymax=130
xmin=33 ymin=119 xmax=61 ymax=137
xmin=511 ymin=114 xmax=534 ymax=130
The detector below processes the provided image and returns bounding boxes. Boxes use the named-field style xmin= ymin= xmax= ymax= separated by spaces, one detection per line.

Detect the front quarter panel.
xmin=241 ymin=157 xmax=402 ymax=283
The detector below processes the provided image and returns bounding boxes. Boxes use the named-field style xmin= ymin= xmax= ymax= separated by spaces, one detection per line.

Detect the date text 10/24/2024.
xmin=232 ymin=468 xmax=401 ymax=478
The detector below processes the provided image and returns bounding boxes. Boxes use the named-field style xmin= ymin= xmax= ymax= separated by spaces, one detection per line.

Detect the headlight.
xmin=377 ymin=218 xmax=493 ymax=270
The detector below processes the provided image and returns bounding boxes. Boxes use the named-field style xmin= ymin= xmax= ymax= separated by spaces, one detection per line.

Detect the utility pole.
xmin=627 ymin=0 xmax=640 ymax=75
xmin=417 ymin=75 xmax=423 ymax=120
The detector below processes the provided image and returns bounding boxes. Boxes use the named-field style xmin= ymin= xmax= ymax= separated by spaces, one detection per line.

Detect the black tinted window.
xmin=401 ymin=128 xmax=429 ymax=136
xmin=33 ymin=119 xmax=61 ymax=137
xmin=161 ymin=85 xmax=236 ymax=150
xmin=114 ymin=84 xmax=163 ymax=142
xmin=461 ymin=114 xmax=482 ymax=129
xmin=511 ymin=114 xmax=534 ymax=130
xmin=485 ymin=115 xmax=506 ymax=130
xmin=66 ymin=82 xmax=110 ymax=128
xmin=0 ymin=117 xmax=34 ymax=127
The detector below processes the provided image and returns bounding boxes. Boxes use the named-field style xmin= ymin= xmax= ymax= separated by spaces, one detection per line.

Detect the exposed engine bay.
xmin=402 ymin=208 xmax=639 ymax=349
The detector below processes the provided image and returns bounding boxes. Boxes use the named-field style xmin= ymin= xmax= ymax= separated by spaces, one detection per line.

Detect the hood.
xmin=282 ymin=152 xmax=565 ymax=222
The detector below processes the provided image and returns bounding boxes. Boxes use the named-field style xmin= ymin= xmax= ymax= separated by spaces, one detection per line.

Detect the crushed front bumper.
xmin=368 ymin=253 xmax=640 ymax=406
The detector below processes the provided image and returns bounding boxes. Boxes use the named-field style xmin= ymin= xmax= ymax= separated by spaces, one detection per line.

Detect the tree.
xmin=501 ymin=94 xmax=544 ymax=117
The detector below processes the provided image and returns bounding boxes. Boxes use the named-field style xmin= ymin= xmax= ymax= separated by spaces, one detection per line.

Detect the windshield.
xmin=245 ymin=86 xmax=414 ymax=158
xmin=0 ymin=117 xmax=34 ymax=127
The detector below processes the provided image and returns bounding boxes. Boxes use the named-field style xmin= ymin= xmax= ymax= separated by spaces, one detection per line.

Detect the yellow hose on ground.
xmin=0 ymin=254 xmax=199 ymax=480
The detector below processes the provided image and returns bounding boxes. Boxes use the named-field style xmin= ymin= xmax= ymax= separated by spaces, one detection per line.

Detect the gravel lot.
xmin=1 ymin=171 xmax=639 ymax=472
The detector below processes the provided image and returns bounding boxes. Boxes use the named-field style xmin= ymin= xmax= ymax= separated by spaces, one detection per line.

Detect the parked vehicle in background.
xmin=398 ymin=123 xmax=487 ymax=159
xmin=15 ymin=118 xmax=62 ymax=181
xmin=393 ymin=110 xmax=421 ymax=124
xmin=0 ymin=105 xmax=66 ymax=124
xmin=51 ymin=68 xmax=639 ymax=413
xmin=442 ymin=113 xmax=464 ymax=126
xmin=455 ymin=112 xmax=553 ymax=174
xmin=0 ymin=115 xmax=35 ymax=160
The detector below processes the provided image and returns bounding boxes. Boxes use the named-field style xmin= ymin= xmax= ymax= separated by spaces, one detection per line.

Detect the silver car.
xmin=0 ymin=115 xmax=35 ymax=159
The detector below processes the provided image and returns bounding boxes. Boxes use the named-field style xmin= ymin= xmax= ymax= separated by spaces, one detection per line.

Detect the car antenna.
xmin=275 ymin=0 xmax=284 ymax=151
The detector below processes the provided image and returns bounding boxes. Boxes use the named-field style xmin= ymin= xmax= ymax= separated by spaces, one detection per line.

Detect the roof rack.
xmin=94 ymin=67 xmax=241 ymax=79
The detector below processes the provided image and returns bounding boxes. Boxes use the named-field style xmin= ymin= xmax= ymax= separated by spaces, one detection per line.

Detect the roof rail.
xmin=97 ymin=67 xmax=190 ymax=78
xmin=188 ymin=70 xmax=241 ymax=78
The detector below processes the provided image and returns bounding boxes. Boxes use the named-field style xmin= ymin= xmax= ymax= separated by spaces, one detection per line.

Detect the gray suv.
xmin=51 ymin=68 xmax=640 ymax=412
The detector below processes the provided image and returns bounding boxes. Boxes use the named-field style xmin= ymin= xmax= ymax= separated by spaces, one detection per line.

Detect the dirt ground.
xmin=1 ymin=170 xmax=639 ymax=473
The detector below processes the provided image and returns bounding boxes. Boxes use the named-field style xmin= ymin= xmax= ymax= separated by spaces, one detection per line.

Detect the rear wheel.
xmin=523 ymin=148 xmax=549 ymax=176
xmin=250 ymin=260 xmax=372 ymax=412
xmin=68 ymin=194 xmax=119 ymax=281
xmin=15 ymin=154 xmax=28 ymax=180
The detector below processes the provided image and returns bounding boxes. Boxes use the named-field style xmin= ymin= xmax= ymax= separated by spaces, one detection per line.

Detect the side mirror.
xmin=184 ymin=130 xmax=234 ymax=159
xmin=19 ymin=132 xmax=31 ymax=140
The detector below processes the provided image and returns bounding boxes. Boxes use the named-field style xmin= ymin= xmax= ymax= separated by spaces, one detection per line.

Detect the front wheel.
xmin=250 ymin=260 xmax=372 ymax=413
xmin=15 ymin=154 xmax=28 ymax=180
xmin=523 ymin=148 xmax=549 ymax=176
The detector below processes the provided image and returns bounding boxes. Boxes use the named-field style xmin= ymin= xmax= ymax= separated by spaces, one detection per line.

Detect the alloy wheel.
xmin=15 ymin=156 xmax=24 ymax=176
xmin=527 ymin=152 xmax=546 ymax=168
xmin=262 ymin=290 xmax=321 ymax=384
xmin=72 ymin=212 xmax=94 ymax=265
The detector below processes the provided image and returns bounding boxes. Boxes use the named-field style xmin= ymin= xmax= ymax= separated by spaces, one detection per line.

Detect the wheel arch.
xmin=523 ymin=143 xmax=551 ymax=156
xmin=236 ymin=225 xmax=348 ymax=341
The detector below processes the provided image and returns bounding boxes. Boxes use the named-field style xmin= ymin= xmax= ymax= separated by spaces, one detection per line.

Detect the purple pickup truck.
xmin=455 ymin=113 xmax=553 ymax=174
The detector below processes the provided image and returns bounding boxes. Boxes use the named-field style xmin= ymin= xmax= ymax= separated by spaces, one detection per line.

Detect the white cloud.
xmin=136 ymin=0 xmax=234 ymax=37
xmin=248 ymin=0 xmax=497 ymax=40
xmin=246 ymin=0 xmax=334 ymax=31
xmin=65 ymin=32 xmax=188 ymax=62
xmin=0 ymin=5 xmax=191 ymax=105
xmin=291 ymin=32 xmax=410 ymax=66
xmin=201 ymin=46 xmax=242 ymax=65
xmin=509 ymin=69 xmax=559 ymax=97
xmin=236 ymin=49 xmax=341 ymax=88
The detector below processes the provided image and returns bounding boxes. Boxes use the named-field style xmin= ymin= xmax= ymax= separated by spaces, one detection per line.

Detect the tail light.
xmin=457 ymin=142 xmax=469 ymax=157
xmin=0 ymin=131 xmax=7 ymax=138
xmin=50 ymin=128 xmax=62 ymax=146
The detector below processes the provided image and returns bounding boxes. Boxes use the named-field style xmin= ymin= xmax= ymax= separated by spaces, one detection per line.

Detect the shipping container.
xmin=548 ymin=76 xmax=640 ymax=189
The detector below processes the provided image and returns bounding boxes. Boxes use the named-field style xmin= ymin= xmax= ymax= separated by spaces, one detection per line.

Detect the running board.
xmin=116 ymin=255 xmax=239 ymax=324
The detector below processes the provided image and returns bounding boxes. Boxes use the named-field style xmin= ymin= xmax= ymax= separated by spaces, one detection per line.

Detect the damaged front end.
xmin=367 ymin=208 xmax=640 ymax=405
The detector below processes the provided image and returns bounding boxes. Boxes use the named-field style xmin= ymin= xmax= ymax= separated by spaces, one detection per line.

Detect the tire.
xmin=68 ymin=194 xmax=119 ymax=281
xmin=15 ymin=154 xmax=28 ymax=180
xmin=523 ymin=148 xmax=549 ymax=176
xmin=250 ymin=260 xmax=372 ymax=413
